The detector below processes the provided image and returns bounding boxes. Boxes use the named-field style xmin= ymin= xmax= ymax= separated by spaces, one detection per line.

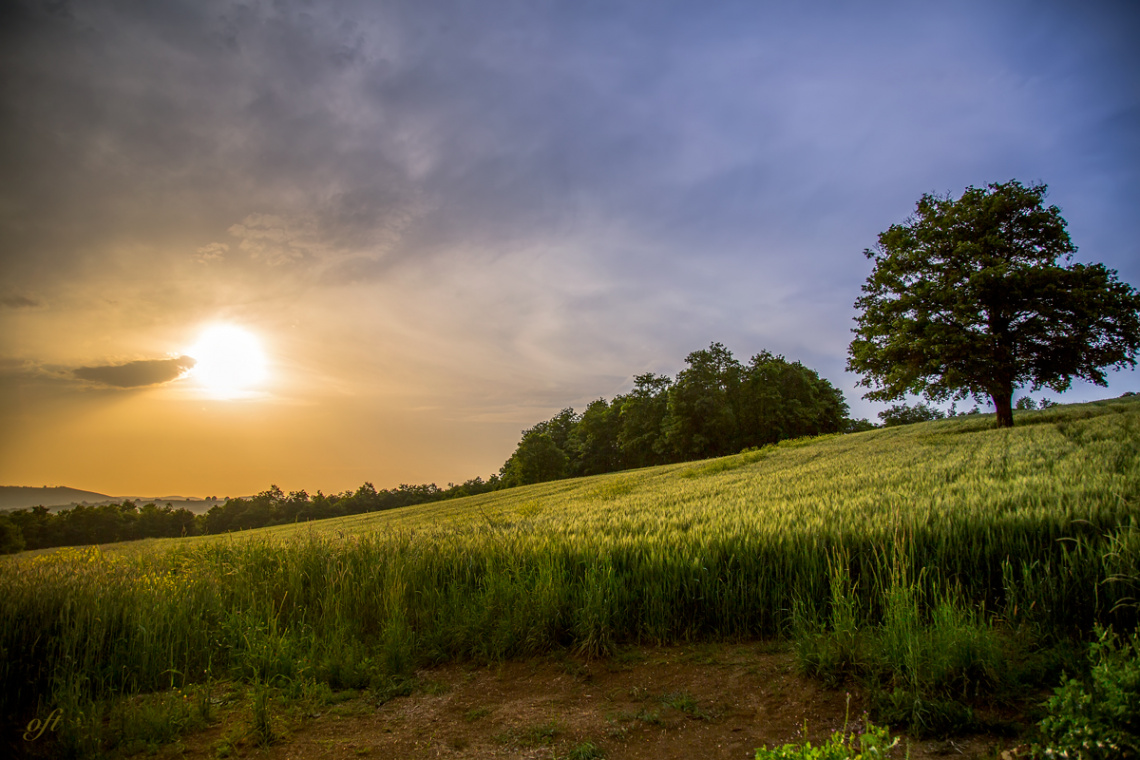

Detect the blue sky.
xmin=1 ymin=0 xmax=1138 ymax=495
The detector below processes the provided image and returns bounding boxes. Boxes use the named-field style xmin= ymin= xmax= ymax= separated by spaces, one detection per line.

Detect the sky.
xmin=1 ymin=0 xmax=1138 ymax=498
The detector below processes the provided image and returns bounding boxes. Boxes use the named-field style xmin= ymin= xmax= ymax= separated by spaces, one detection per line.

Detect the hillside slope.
xmin=170 ymin=393 xmax=1140 ymax=559
xmin=0 ymin=485 xmax=113 ymax=511
xmin=3 ymin=396 xmax=1139 ymax=757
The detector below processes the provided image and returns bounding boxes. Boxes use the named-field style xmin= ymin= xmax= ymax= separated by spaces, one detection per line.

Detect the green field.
xmin=3 ymin=396 xmax=1139 ymax=753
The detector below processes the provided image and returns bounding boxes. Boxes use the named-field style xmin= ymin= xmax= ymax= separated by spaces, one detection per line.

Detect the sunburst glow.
xmin=186 ymin=325 xmax=268 ymax=399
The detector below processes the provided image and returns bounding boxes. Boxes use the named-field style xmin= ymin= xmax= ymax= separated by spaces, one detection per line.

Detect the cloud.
xmin=1 ymin=294 xmax=41 ymax=308
xmin=73 ymin=356 xmax=197 ymax=388
xmin=195 ymin=242 xmax=229 ymax=264
xmin=227 ymin=214 xmax=315 ymax=266
xmin=222 ymin=185 xmax=424 ymax=269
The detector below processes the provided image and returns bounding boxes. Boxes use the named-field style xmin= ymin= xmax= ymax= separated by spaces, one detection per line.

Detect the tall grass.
xmin=2 ymin=397 xmax=1138 ymax=750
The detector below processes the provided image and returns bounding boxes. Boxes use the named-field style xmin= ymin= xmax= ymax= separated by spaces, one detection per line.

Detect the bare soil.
xmin=149 ymin=643 xmax=1023 ymax=759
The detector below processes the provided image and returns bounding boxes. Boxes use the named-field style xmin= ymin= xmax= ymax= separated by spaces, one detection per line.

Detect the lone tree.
xmin=848 ymin=180 xmax=1140 ymax=427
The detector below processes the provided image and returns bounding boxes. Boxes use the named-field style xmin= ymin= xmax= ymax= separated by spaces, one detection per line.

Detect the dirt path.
xmin=157 ymin=643 xmax=1018 ymax=759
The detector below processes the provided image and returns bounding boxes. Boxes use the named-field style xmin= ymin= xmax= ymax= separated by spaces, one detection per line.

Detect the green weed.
xmin=568 ymin=740 xmax=606 ymax=759
xmin=754 ymin=719 xmax=899 ymax=759
xmin=464 ymin=706 xmax=492 ymax=722
xmin=249 ymin=680 xmax=276 ymax=747
xmin=496 ymin=719 xmax=561 ymax=747
xmin=1033 ymin=625 xmax=1140 ymax=759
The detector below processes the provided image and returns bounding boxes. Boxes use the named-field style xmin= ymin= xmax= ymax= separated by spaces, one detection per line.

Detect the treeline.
xmin=0 ymin=478 xmax=499 ymax=553
xmin=497 ymin=342 xmax=855 ymax=487
xmin=199 ymin=479 xmax=496 ymax=534
xmin=0 ymin=501 xmax=199 ymax=554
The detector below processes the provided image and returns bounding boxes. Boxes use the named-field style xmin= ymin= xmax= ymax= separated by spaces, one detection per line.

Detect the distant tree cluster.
xmin=1015 ymin=396 xmax=1057 ymax=411
xmin=878 ymin=402 xmax=947 ymax=427
xmin=874 ymin=395 xmax=1060 ymax=428
xmin=0 ymin=477 xmax=503 ymax=553
xmin=1 ymin=501 xmax=200 ymax=553
xmin=497 ymin=343 xmax=851 ymax=487
xmin=199 ymin=478 xmax=496 ymax=534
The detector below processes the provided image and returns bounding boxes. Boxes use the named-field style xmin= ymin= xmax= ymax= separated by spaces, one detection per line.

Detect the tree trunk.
xmin=992 ymin=388 xmax=1014 ymax=428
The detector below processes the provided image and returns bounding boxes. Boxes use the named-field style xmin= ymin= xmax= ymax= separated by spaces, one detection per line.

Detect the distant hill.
xmin=0 ymin=486 xmax=221 ymax=514
xmin=0 ymin=486 xmax=114 ymax=511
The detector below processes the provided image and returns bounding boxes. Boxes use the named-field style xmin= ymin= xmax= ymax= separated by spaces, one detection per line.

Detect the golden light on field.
xmin=186 ymin=325 xmax=268 ymax=399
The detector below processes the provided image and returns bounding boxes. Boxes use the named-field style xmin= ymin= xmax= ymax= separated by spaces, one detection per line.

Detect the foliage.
xmin=499 ymin=342 xmax=851 ymax=486
xmin=878 ymin=403 xmax=946 ymax=427
xmin=1034 ymin=626 xmax=1140 ymax=760
xmin=663 ymin=342 xmax=744 ymax=459
xmin=499 ymin=432 xmax=570 ymax=487
xmin=848 ymin=180 xmax=1140 ymax=428
xmin=0 ymin=513 xmax=25 ymax=554
xmin=754 ymin=711 xmax=899 ymax=759
xmin=5 ymin=501 xmax=199 ymax=553
xmin=616 ymin=372 xmax=675 ymax=468
xmin=571 ymin=398 xmax=624 ymax=476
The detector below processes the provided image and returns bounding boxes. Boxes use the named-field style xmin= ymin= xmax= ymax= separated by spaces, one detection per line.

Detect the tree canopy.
xmin=498 ymin=343 xmax=851 ymax=487
xmin=848 ymin=180 xmax=1140 ymax=427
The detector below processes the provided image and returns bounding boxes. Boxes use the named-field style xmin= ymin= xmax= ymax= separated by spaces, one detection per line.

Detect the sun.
xmin=186 ymin=325 xmax=268 ymax=399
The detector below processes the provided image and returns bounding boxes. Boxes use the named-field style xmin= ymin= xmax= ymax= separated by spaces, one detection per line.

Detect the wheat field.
xmin=2 ymin=396 xmax=1138 ymax=745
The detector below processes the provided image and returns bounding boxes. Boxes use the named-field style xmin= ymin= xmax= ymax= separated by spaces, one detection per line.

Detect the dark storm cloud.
xmin=0 ymin=0 xmax=427 ymax=278
xmin=73 ymin=356 xmax=197 ymax=388
xmin=3 ymin=0 xmax=1138 ymax=287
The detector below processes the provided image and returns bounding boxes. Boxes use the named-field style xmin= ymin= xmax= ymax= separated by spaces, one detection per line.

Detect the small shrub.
xmin=496 ymin=720 xmax=561 ymax=747
xmin=370 ymin=676 xmax=415 ymax=706
xmin=662 ymin=690 xmax=708 ymax=719
xmin=870 ymin=688 xmax=977 ymax=739
xmin=1033 ymin=625 xmax=1140 ymax=759
xmin=635 ymin=709 xmax=662 ymax=726
xmin=754 ymin=714 xmax=899 ymax=759
xmin=464 ymin=706 xmax=492 ymax=722
xmin=568 ymin=741 xmax=606 ymax=760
